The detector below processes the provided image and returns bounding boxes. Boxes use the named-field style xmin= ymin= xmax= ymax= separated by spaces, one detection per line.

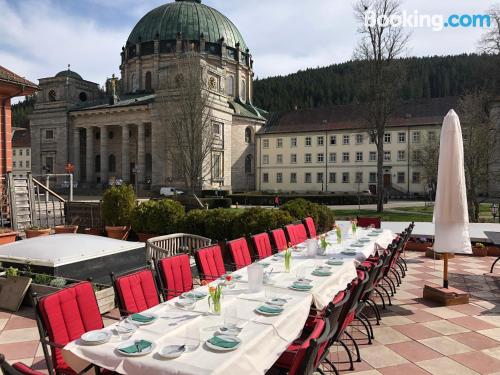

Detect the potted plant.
xmin=0 ymin=266 xmax=32 ymax=312
xmin=101 ymin=185 xmax=136 ymax=240
xmin=0 ymin=228 xmax=18 ymax=245
xmin=25 ymin=226 xmax=51 ymax=238
xmin=472 ymin=242 xmax=488 ymax=257
xmin=54 ymin=224 xmax=79 ymax=234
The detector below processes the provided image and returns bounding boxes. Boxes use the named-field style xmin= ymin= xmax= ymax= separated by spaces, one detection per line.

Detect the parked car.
xmin=159 ymin=187 xmax=183 ymax=196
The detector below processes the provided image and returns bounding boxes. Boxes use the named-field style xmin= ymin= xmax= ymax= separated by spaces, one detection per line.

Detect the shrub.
xmin=200 ymin=197 xmax=232 ymax=209
xmin=280 ymin=198 xmax=335 ymax=232
xmin=233 ymin=207 xmax=294 ymax=237
xmin=131 ymin=199 xmax=185 ymax=234
xmin=181 ymin=209 xmax=209 ymax=237
xmin=101 ymin=185 xmax=136 ymax=226
xmin=203 ymin=208 xmax=241 ymax=241
xmin=49 ymin=277 xmax=67 ymax=288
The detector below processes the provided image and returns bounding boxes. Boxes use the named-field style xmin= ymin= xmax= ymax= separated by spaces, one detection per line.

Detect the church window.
xmin=48 ymin=90 xmax=56 ymax=101
xmin=245 ymin=154 xmax=253 ymax=174
xmin=131 ymin=73 xmax=138 ymax=92
xmin=240 ymin=79 xmax=246 ymax=101
xmin=108 ymin=154 xmax=116 ymax=173
xmin=95 ymin=155 xmax=101 ymax=173
xmin=226 ymin=76 xmax=234 ymax=96
xmin=108 ymin=131 xmax=114 ymax=140
xmin=44 ymin=129 xmax=54 ymax=140
xmin=79 ymin=92 xmax=87 ymax=102
xmin=146 ymin=153 xmax=152 ymax=174
xmin=245 ymin=127 xmax=252 ymax=143
xmin=145 ymin=71 xmax=152 ymax=91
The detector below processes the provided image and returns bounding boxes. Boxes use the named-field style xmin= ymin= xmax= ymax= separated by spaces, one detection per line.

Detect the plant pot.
xmin=54 ymin=225 xmax=79 ymax=234
xmin=137 ymin=232 xmax=157 ymax=242
xmin=487 ymin=246 xmax=500 ymax=257
xmin=405 ymin=241 xmax=433 ymax=252
xmin=105 ymin=226 xmax=130 ymax=240
xmin=0 ymin=276 xmax=32 ymax=312
xmin=0 ymin=231 xmax=18 ymax=245
xmin=84 ymin=228 xmax=102 ymax=236
xmin=25 ymin=228 xmax=51 ymax=238
xmin=472 ymin=246 xmax=488 ymax=257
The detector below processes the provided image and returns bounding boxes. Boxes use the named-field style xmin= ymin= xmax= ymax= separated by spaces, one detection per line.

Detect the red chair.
xmin=295 ymin=223 xmax=308 ymax=243
xmin=194 ymin=244 xmax=226 ymax=281
xmin=285 ymin=224 xmax=300 ymax=246
xmin=110 ymin=267 xmax=160 ymax=315
xmin=269 ymin=228 xmax=288 ymax=252
xmin=356 ymin=216 xmax=381 ymax=228
xmin=33 ymin=281 xmax=109 ymax=375
xmin=0 ymin=354 xmax=45 ymax=375
xmin=250 ymin=232 xmax=273 ymax=259
xmin=227 ymin=237 xmax=252 ymax=270
xmin=156 ymin=254 xmax=193 ymax=300
xmin=272 ymin=317 xmax=330 ymax=375
xmin=303 ymin=217 xmax=317 ymax=238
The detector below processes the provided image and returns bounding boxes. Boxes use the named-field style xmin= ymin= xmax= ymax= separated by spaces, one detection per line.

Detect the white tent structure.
xmin=433 ymin=109 xmax=472 ymax=288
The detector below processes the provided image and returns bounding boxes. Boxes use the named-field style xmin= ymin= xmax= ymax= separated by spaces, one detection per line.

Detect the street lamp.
xmin=492 ymin=203 xmax=499 ymax=223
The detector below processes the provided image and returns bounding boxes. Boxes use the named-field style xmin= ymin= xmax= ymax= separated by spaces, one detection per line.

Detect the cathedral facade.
xmin=30 ymin=0 xmax=266 ymax=192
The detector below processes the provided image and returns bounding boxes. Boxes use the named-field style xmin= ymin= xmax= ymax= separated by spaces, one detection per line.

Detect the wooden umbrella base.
xmin=423 ymin=284 xmax=469 ymax=306
xmin=425 ymin=248 xmax=455 ymax=260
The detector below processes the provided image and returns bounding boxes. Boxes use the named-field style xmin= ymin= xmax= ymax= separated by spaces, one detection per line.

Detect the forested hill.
xmin=11 ymin=96 xmax=35 ymax=128
xmin=253 ymin=54 xmax=500 ymax=112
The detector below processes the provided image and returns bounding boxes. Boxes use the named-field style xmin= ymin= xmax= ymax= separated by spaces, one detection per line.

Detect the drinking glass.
xmin=184 ymin=324 xmax=200 ymax=352
xmin=296 ymin=267 xmax=306 ymax=282
xmin=223 ymin=305 xmax=238 ymax=329
xmin=116 ymin=317 xmax=135 ymax=340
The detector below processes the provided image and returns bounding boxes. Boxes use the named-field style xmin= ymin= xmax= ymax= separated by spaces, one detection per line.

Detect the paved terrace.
xmin=0 ymin=252 xmax=499 ymax=374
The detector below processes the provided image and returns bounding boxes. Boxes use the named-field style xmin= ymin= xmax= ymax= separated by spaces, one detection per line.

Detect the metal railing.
xmin=146 ymin=233 xmax=212 ymax=262
xmin=30 ymin=175 xmax=66 ymax=229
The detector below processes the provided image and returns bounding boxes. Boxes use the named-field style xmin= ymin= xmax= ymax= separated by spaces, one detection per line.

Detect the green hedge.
xmin=280 ymin=198 xmax=335 ymax=232
xmin=228 ymin=194 xmax=375 ymax=206
xmin=101 ymin=185 xmax=136 ymax=226
xmin=131 ymin=199 xmax=185 ymax=234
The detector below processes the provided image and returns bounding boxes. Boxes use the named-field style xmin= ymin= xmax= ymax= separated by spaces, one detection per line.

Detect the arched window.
xmin=146 ymin=153 xmax=152 ymax=174
xmin=226 ymin=75 xmax=234 ymax=96
xmin=245 ymin=127 xmax=252 ymax=143
xmin=48 ymin=90 xmax=56 ymax=101
xmin=240 ymin=79 xmax=246 ymax=102
xmin=245 ymin=154 xmax=253 ymax=174
xmin=108 ymin=154 xmax=116 ymax=173
xmin=95 ymin=155 xmax=101 ymax=173
xmin=145 ymin=71 xmax=152 ymax=91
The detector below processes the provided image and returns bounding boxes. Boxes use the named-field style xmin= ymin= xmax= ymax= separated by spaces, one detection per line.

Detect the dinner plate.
xmin=327 ymin=259 xmax=344 ymax=265
xmin=341 ymin=250 xmax=358 ymax=256
xmin=205 ymin=335 xmax=242 ymax=352
xmin=181 ymin=291 xmax=207 ymax=300
xmin=158 ymin=345 xmax=185 ymax=359
xmin=127 ymin=313 xmax=158 ymax=325
xmin=358 ymin=238 xmax=371 ymax=242
xmin=312 ymin=270 xmax=332 ymax=277
xmin=80 ymin=330 xmax=112 ymax=345
xmin=217 ymin=326 xmax=242 ymax=336
xmin=255 ymin=305 xmax=284 ymax=316
xmin=116 ymin=340 xmax=156 ymax=357
xmin=266 ymin=297 xmax=287 ymax=307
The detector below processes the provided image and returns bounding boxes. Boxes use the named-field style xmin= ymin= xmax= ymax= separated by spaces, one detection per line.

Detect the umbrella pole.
xmin=443 ymin=253 xmax=449 ymax=289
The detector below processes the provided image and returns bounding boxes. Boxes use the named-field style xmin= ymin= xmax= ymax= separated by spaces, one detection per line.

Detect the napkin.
xmin=312 ymin=269 xmax=332 ymax=276
xmin=291 ymin=283 xmax=313 ymax=290
xmin=351 ymin=243 xmax=365 ymax=247
xmin=131 ymin=314 xmax=155 ymax=323
xmin=119 ymin=340 xmax=152 ymax=354
xmin=208 ymin=336 xmax=239 ymax=349
xmin=327 ymin=260 xmax=344 ymax=266
xmin=257 ymin=305 xmax=284 ymax=314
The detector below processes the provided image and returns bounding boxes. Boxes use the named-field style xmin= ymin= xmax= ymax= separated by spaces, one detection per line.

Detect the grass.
xmin=333 ymin=209 xmax=433 ymax=222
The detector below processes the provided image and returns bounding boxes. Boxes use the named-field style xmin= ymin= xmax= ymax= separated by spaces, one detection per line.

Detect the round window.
xmin=48 ymin=90 xmax=56 ymax=101
xmin=79 ymin=92 xmax=88 ymax=102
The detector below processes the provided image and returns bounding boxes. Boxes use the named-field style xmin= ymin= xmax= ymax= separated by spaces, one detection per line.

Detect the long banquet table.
xmin=63 ymin=228 xmax=395 ymax=375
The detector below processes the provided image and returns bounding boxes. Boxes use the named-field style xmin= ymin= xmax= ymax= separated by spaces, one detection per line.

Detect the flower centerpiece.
xmin=333 ymin=223 xmax=342 ymax=244
xmin=319 ymin=234 xmax=330 ymax=255
xmin=351 ymin=219 xmax=358 ymax=237
xmin=208 ymin=285 xmax=223 ymax=314
xmin=224 ymin=274 xmax=234 ymax=288
xmin=284 ymin=245 xmax=292 ymax=273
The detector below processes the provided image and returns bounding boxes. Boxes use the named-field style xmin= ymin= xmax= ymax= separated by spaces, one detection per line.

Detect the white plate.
xmin=81 ymin=330 xmax=111 ymax=345
xmin=341 ymin=250 xmax=357 ymax=255
xmin=181 ymin=291 xmax=207 ymax=300
xmin=127 ymin=313 xmax=158 ymax=326
xmin=205 ymin=335 xmax=241 ymax=352
xmin=266 ymin=297 xmax=287 ymax=307
xmin=217 ymin=326 xmax=242 ymax=336
xmin=158 ymin=345 xmax=185 ymax=359
xmin=255 ymin=305 xmax=284 ymax=316
xmin=116 ymin=340 xmax=155 ymax=357
xmin=327 ymin=260 xmax=344 ymax=266
xmin=288 ymin=284 xmax=313 ymax=292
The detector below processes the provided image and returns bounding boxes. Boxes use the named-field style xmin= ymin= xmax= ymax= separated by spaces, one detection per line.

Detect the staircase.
xmin=3 ymin=172 xmax=66 ymax=232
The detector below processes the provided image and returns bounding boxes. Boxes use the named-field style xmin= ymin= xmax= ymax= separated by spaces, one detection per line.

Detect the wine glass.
xmin=223 ymin=305 xmax=238 ymax=330
xmin=184 ymin=324 xmax=200 ymax=352
xmin=296 ymin=267 xmax=306 ymax=282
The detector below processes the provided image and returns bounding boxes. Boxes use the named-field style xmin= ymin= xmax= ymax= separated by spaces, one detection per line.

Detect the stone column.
xmin=85 ymin=127 xmax=94 ymax=184
xmin=121 ymin=125 xmax=130 ymax=182
xmin=100 ymin=126 xmax=108 ymax=185
xmin=137 ymin=123 xmax=146 ymax=187
xmin=73 ymin=126 xmax=80 ymax=182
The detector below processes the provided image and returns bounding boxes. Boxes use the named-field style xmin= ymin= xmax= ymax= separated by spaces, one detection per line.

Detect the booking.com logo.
xmin=365 ymin=10 xmax=491 ymax=31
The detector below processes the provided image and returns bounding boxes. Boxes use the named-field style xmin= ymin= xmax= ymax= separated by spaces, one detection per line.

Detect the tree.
xmin=156 ymin=53 xmax=216 ymax=193
xmin=414 ymin=139 xmax=440 ymax=201
xmin=459 ymin=90 xmax=494 ymax=222
xmin=353 ymin=0 xmax=410 ymax=212
xmin=479 ymin=5 xmax=500 ymax=54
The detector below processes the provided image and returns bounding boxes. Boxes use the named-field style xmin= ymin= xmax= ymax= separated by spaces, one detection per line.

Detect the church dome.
xmin=127 ymin=0 xmax=248 ymax=52
xmin=55 ymin=69 xmax=82 ymax=80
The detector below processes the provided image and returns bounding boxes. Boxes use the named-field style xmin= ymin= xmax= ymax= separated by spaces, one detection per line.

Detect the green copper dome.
xmin=55 ymin=69 xmax=82 ymax=80
xmin=127 ymin=0 xmax=248 ymax=51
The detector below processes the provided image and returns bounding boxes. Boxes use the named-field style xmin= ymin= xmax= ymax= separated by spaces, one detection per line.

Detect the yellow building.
xmin=256 ymin=97 xmax=458 ymax=197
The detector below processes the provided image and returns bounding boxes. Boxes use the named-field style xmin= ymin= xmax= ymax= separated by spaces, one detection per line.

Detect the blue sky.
xmin=0 ymin=0 xmax=495 ymax=90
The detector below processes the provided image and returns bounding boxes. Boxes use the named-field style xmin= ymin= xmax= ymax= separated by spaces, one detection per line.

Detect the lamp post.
xmin=492 ymin=203 xmax=499 ymax=223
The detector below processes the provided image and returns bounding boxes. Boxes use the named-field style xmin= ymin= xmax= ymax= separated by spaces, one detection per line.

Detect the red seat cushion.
xmin=38 ymin=282 xmax=103 ymax=373
xmin=12 ymin=362 xmax=45 ymax=375
xmin=270 ymin=229 xmax=288 ymax=252
xmin=285 ymin=224 xmax=300 ymax=246
xmin=228 ymin=238 xmax=252 ymax=270
xmin=115 ymin=269 xmax=160 ymax=314
xmin=158 ymin=254 xmax=193 ymax=300
xmin=251 ymin=232 xmax=273 ymax=259
xmin=295 ymin=224 xmax=308 ymax=243
xmin=195 ymin=245 xmax=226 ymax=281
xmin=304 ymin=217 xmax=317 ymax=238
xmin=357 ymin=216 xmax=381 ymax=228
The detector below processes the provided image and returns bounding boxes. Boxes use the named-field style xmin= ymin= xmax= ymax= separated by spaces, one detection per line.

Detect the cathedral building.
xmin=30 ymin=0 xmax=266 ymax=192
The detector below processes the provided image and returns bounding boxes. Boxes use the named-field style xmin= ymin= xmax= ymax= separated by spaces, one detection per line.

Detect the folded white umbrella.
xmin=433 ymin=109 xmax=471 ymax=287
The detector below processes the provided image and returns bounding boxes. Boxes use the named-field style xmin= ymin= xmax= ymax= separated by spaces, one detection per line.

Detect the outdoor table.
xmin=62 ymin=228 xmax=394 ymax=375
xmin=485 ymin=231 xmax=500 ymax=273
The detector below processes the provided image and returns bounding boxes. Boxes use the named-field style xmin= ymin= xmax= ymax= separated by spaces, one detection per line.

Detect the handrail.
xmin=146 ymin=233 xmax=212 ymax=261
xmin=32 ymin=177 xmax=66 ymax=202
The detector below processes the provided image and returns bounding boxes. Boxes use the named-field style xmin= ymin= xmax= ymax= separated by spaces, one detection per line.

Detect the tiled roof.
xmin=259 ymin=97 xmax=459 ymax=134
xmin=0 ymin=65 xmax=38 ymax=89
xmin=12 ymin=129 xmax=31 ymax=148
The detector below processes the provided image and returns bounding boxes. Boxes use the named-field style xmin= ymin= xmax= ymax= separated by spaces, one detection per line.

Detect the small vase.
xmin=210 ymin=300 xmax=222 ymax=315
xmin=336 ymin=234 xmax=342 ymax=244
xmin=284 ymin=253 xmax=291 ymax=272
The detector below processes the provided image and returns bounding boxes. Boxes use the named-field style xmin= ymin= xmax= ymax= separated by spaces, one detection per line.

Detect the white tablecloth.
xmin=63 ymin=228 xmax=394 ymax=375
